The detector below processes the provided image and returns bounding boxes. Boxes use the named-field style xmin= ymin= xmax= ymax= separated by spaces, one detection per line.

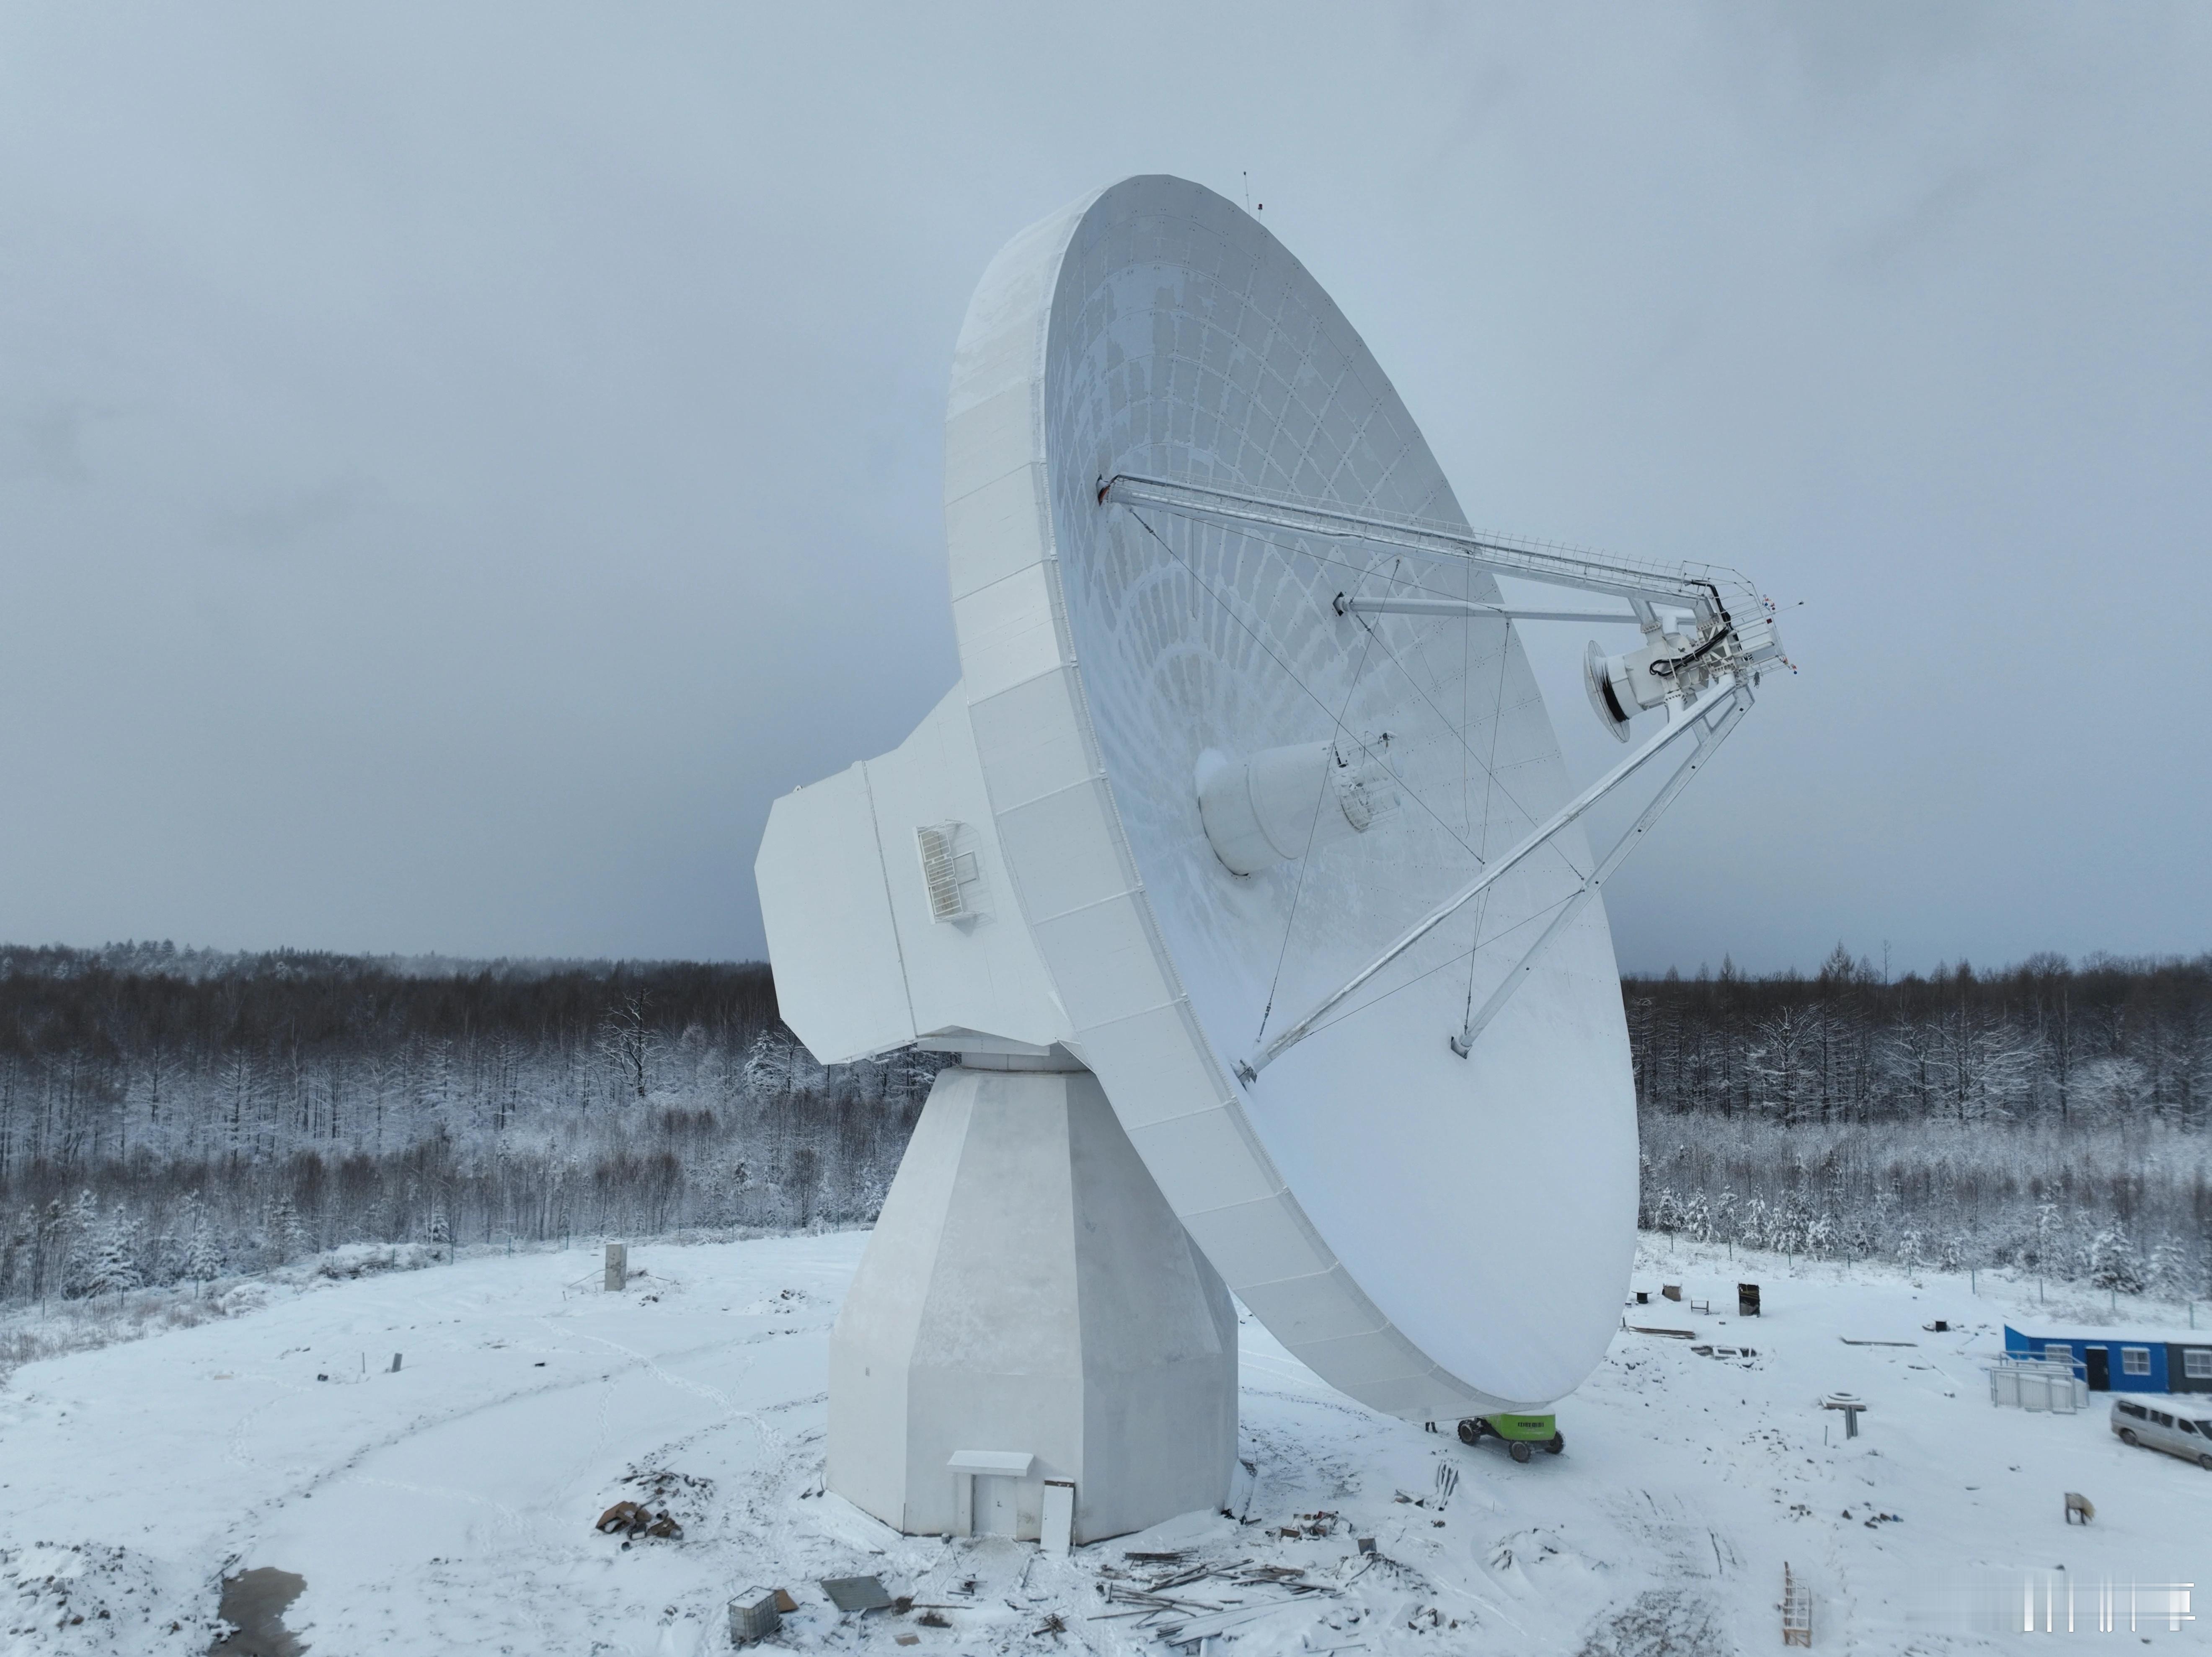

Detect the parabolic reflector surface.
xmin=945 ymin=177 xmax=1637 ymax=1414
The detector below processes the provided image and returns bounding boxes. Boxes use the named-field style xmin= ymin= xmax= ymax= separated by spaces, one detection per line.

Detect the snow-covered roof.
xmin=2005 ymin=1323 xmax=2211 ymax=1346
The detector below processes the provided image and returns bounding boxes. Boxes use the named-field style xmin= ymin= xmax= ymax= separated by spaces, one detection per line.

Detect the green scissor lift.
xmin=1457 ymin=1412 xmax=1565 ymax=1463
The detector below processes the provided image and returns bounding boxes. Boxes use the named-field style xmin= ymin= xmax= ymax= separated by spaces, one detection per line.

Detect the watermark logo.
xmin=1904 ymin=1572 xmax=2195 ymax=1636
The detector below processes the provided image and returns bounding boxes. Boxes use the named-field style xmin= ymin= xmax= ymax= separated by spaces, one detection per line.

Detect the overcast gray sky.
xmin=3 ymin=4 xmax=2206 ymax=976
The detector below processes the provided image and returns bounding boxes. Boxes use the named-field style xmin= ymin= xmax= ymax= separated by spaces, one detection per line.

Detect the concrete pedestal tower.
xmin=827 ymin=1056 xmax=1238 ymax=1544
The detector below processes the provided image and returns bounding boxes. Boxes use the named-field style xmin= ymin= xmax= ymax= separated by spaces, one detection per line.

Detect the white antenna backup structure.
xmin=757 ymin=176 xmax=1787 ymax=1548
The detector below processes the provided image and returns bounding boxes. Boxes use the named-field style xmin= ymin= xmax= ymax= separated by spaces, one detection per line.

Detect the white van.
xmin=2111 ymin=1399 xmax=2212 ymax=1469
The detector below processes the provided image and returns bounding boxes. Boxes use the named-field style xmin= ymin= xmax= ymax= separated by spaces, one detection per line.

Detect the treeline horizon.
xmin=0 ymin=942 xmax=940 ymax=1311
xmin=0 ymin=940 xmax=2206 ymax=1314
xmin=1627 ymin=944 xmax=2210 ymax=1299
xmin=1625 ymin=943 xmax=2209 ymax=1127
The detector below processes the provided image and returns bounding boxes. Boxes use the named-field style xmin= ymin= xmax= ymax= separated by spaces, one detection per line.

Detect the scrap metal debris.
xmin=1088 ymin=1549 xmax=1341 ymax=1646
xmin=630 ymin=1468 xmax=714 ymax=1505
xmin=819 ymin=1575 xmax=893 ymax=1613
xmin=595 ymin=1466 xmax=709 ymax=1542
xmin=592 ymin=1501 xmax=680 ymax=1540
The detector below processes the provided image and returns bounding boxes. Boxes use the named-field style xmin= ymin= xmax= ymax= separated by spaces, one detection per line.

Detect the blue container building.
xmin=2004 ymin=1325 xmax=2212 ymax=1394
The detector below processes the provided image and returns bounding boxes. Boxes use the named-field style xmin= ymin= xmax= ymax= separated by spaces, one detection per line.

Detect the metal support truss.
xmin=1447 ymin=683 xmax=1747 ymax=1057
xmin=1237 ymin=682 xmax=1751 ymax=1083
xmin=1102 ymin=472 xmax=1741 ymax=628
xmin=1335 ymin=593 xmax=1640 ymax=626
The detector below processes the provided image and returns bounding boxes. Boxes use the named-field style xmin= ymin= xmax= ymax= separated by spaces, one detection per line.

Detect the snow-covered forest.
xmin=1630 ymin=946 xmax=2211 ymax=1298
xmin=2 ymin=942 xmax=2206 ymax=1314
xmin=0 ymin=945 xmax=938 ymax=1311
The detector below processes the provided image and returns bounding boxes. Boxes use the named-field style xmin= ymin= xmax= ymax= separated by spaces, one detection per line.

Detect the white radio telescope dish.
xmin=758 ymin=175 xmax=1786 ymax=1536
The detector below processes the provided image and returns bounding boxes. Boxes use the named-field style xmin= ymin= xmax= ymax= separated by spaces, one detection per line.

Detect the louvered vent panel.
xmin=916 ymin=825 xmax=969 ymax=921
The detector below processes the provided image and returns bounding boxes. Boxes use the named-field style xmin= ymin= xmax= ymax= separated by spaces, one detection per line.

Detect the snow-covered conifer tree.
xmin=266 ymin=1197 xmax=310 ymax=1265
xmin=2088 ymin=1226 xmax=2146 ymax=1294
xmin=180 ymin=1192 xmax=224 ymax=1290
xmin=84 ymin=1214 xmax=142 ymax=1296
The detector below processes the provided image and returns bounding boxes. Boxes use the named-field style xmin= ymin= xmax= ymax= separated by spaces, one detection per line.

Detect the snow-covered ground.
xmin=4 ymin=1233 xmax=2206 ymax=1655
